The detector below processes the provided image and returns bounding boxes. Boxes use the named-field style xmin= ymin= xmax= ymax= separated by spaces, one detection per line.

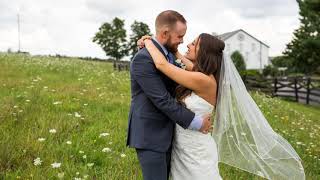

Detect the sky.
xmin=0 ymin=0 xmax=300 ymax=59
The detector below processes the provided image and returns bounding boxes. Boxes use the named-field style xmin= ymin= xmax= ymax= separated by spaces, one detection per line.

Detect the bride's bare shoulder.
xmin=193 ymin=74 xmax=217 ymax=105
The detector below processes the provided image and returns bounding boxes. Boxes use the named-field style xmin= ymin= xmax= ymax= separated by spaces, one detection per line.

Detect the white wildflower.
xmin=53 ymin=101 xmax=62 ymax=105
xmin=49 ymin=129 xmax=57 ymax=134
xmin=102 ymin=147 xmax=111 ymax=153
xmin=120 ymin=154 xmax=126 ymax=158
xmin=37 ymin=138 xmax=46 ymax=142
xmin=75 ymin=112 xmax=81 ymax=118
xmin=87 ymin=163 xmax=94 ymax=167
xmin=33 ymin=157 xmax=42 ymax=166
xmin=51 ymin=162 xmax=61 ymax=168
xmin=99 ymin=132 xmax=110 ymax=138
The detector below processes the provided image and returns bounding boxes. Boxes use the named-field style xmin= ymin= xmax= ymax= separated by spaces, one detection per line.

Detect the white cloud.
xmin=0 ymin=0 xmax=300 ymax=58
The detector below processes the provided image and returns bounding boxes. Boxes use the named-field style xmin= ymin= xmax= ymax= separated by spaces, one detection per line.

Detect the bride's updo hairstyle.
xmin=176 ymin=33 xmax=225 ymax=104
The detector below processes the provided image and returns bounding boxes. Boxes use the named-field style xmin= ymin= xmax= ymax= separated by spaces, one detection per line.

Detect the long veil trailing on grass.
xmin=212 ymin=55 xmax=305 ymax=179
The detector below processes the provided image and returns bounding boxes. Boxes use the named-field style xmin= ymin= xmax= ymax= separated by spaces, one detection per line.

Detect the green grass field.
xmin=0 ymin=53 xmax=319 ymax=179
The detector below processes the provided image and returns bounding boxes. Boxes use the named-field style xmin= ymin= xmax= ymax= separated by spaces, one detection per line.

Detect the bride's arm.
xmin=138 ymin=36 xmax=193 ymax=71
xmin=175 ymin=51 xmax=194 ymax=71
xmin=144 ymin=39 xmax=212 ymax=93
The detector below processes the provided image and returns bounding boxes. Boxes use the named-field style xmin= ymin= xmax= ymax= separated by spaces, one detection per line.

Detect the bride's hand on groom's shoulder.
xmin=137 ymin=35 xmax=152 ymax=49
xmin=200 ymin=114 xmax=212 ymax=134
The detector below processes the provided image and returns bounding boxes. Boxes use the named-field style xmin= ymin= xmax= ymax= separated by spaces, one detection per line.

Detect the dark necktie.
xmin=167 ymin=52 xmax=175 ymax=64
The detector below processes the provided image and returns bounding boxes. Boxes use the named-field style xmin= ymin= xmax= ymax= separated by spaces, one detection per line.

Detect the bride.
xmin=140 ymin=33 xmax=305 ymax=180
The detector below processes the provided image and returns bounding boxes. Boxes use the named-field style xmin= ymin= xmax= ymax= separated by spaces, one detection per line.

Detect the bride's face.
xmin=185 ymin=37 xmax=200 ymax=62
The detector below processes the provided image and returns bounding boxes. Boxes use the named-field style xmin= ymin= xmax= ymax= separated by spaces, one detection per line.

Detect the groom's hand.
xmin=199 ymin=114 xmax=212 ymax=134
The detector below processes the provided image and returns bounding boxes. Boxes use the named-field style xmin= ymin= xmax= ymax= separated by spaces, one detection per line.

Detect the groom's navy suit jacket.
xmin=126 ymin=39 xmax=195 ymax=152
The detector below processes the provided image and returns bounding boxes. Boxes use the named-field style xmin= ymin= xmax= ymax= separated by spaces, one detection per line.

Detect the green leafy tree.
xmin=231 ymin=51 xmax=246 ymax=72
xmin=284 ymin=0 xmax=320 ymax=74
xmin=128 ymin=21 xmax=152 ymax=59
xmin=93 ymin=17 xmax=128 ymax=60
xmin=263 ymin=65 xmax=279 ymax=77
xmin=271 ymin=56 xmax=292 ymax=68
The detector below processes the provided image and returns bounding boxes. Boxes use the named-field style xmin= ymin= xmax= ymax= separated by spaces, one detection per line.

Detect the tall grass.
xmin=0 ymin=53 xmax=319 ymax=179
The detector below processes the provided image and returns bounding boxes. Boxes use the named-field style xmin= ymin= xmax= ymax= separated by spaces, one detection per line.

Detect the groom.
xmin=126 ymin=10 xmax=212 ymax=180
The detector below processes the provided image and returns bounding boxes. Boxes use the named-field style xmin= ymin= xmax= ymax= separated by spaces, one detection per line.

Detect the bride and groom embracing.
xmin=126 ymin=10 xmax=305 ymax=180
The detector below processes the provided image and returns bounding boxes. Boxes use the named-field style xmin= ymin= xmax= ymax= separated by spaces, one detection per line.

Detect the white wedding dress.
xmin=169 ymin=55 xmax=305 ymax=180
xmin=170 ymin=92 xmax=222 ymax=180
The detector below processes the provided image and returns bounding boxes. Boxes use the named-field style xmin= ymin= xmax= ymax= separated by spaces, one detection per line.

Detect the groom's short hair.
xmin=155 ymin=10 xmax=186 ymax=33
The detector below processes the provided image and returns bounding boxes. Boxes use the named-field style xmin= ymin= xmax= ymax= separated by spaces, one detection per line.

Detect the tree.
xmin=231 ymin=51 xmax=246 ymax=72
xmin=93 ymin=17 xmax=128 ymax=61
xmin=7 ymin=48 xmax=12 ymax=53
xmin=128 ymin=21 xmax=152 ymax=59
xmin=284 ymin=0 xmax=320 ymax=75
xmin=263 ymin=65 xmax=279 ymax=77
xmin=270 ymin=56 xmax=292 ymax=68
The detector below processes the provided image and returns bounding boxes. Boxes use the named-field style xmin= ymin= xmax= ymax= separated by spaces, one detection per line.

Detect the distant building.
xmin=217 ymin=29 xmax=269 ymax=70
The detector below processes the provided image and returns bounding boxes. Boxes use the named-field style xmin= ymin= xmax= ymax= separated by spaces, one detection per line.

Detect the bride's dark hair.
xmin=175 ymin=33 xmax=225 ymax=105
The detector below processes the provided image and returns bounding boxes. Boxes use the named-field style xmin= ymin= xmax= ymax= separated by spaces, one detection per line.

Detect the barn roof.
xmin=217 ymin=29 xmax=269 ymax=48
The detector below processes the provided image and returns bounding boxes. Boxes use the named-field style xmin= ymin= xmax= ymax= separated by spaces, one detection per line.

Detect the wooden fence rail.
xmin=113 ymin=61 xmax=130 ymax=71
xmin=111 ymin=62 xmax=320 ymax=105
xmin=243 ymin=76 xmax=320 ymax=105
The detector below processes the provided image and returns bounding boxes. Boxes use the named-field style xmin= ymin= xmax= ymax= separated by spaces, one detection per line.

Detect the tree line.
xmin=94 ymin=0 xmax=319 ymax=76
xmin=93 ymin=17 xmax=151 ymax=61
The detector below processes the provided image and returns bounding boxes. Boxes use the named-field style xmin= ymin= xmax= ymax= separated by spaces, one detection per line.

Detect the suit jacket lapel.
xmin=151 ymin=39 xmax=168 ymax=60
xmin=150 ymin=39 xmax=180 ymax=68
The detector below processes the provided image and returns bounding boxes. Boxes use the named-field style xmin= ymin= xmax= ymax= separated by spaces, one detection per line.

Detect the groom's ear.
xmin=162 ymin=27 xmax=170 ymax=39
xmin=160 ymin=26 xmax=170 ymax=39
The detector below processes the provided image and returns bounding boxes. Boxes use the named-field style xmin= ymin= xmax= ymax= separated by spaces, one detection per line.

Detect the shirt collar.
xmin=152 ymin=37 xmax=169 ymax=57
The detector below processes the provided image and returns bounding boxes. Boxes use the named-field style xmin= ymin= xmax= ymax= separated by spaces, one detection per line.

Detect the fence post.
xmin=273 ymin=77 xmax=278 ymax=96
xmin=294 ymin=78 xmax=298 ymax=102
xmin=243 ymin=75 xmax=246 ymax=84
xmin=306 ymin=77 xmax=311 ymax=105
xmin=113 ymin=61 xmax=116 ymax=70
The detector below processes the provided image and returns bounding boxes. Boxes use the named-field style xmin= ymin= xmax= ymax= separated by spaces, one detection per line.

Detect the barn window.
xmin=252 ymin=43 xmax=256 ymax=51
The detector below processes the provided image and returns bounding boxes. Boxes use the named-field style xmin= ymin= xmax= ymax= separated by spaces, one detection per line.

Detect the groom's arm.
xmin=132 ymin=52 xmax=203 ymax=129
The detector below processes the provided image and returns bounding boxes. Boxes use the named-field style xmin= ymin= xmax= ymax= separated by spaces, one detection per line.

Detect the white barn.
xmin=216 ymin=29 xmax=269 ymax=70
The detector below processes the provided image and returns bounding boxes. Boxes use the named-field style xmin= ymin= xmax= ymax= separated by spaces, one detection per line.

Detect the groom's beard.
xmin=164 ymin=38 xmax=179 ymax=53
